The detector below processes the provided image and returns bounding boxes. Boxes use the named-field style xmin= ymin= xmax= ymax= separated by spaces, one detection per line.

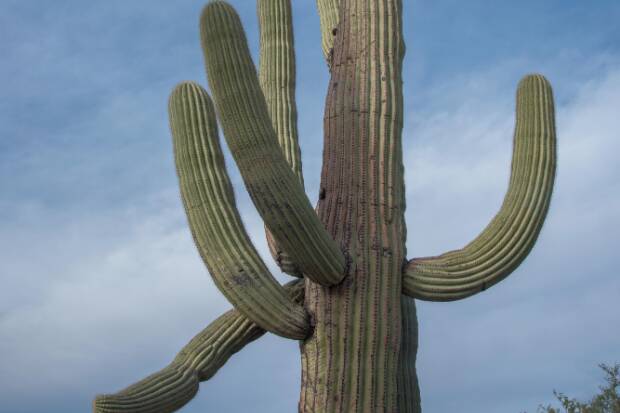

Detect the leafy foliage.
xmin=535 ymin=364 xmax=620 ymax=413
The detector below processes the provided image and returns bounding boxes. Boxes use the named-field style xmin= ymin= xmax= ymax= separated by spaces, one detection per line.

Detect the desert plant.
xmin=93 ymin=0 xmax=557 ymax=412
xmin=535 ymin=364 xmax=620 ymax=413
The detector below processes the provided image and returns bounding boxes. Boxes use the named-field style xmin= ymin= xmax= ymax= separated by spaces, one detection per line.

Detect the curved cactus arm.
xmin=316 ymin=0 xmax=340 ymax=63
xmin=170 ymin=81 xmax=309 ymax=339
xmin=258 ymin=0 xmax=305 ymax=278
xmin=200 ymin=2 xmax=346 ymax=286
xmin=403 ymin=74 xmax=556 ymax=302
xmin=93 ymin=281 xmax=305 ymax=413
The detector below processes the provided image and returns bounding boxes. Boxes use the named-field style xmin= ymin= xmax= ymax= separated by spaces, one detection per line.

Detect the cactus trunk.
xmin=300 ymin=0 xmax=409 ymax=411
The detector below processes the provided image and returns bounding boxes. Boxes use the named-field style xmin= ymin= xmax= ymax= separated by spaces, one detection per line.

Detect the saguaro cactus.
xmin=94 ymin=0 xmax=556 ymax=412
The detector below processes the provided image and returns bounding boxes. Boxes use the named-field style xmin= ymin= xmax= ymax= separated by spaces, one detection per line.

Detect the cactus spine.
xmin=94 ymin=0 xmax=556 ymax=412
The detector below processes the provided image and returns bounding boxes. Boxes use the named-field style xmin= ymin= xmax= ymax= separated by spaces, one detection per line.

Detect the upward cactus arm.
xmin=170 ymin=81 xmax=309 ymax=339
xmin=93 ymin=281 xmax=305 ymax=413
xmin=258 ymin=0 xmax=305 ymax=277
xmin=403 ymin=74 xmax=557 ymax=302
xmin=200 ymin=2 xmax=346 ymax=286
xmin=258 ymin=0 xmax=303 ymax=183
xmin=263 ymin=0 xmax=343 ymax=277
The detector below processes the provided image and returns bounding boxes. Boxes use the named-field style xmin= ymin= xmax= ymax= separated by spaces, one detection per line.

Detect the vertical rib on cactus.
xmin=398 ymin=297 xmax=422 ymax=413
xmin=169 ymin=81 xmax=309 ymax=339
xmin=258 ymin=0 xmax=305 ymax=277
xmin=93 ymin=281 xmax=305 ymax=413
xmin=200 ymin=1 xmax=346 ymax=286
xmin=403 ymin=74 xmax=556 ymax=302
xmin=258 ymin=0 xmax=303 ymax=183
xmin=315 ymin=2 xmax=421 ymax=410
xmin=301 ymin=0 xmax=407 ymax=411
xmin=316 ymin=0 xmax=340 ymax=61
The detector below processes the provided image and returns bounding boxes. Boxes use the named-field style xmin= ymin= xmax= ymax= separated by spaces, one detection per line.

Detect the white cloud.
xmin=0 ymin=170 xmax=293 ymax=413
xmin=0 ymin=192 xmax=231 ymax=409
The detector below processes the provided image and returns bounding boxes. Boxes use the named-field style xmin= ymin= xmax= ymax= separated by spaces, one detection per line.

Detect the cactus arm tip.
xmin=92 ymin=281 xmax=305 ymax=413
xmin=403 ymin=74 xmax=557 ymax=302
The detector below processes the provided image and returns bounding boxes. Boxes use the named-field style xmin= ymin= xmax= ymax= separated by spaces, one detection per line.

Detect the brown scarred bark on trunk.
xmin=301 ymin=0 xmax=409 ymax=411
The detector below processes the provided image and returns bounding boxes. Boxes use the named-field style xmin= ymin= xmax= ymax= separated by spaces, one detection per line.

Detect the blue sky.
xmin=1 ymin=1 xmax=619 ymax=412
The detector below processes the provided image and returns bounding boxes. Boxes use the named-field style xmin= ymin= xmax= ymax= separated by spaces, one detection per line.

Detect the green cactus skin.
xmin=403 ymin=75 xmax=556 ymax=302
xmin=169 ymin=81 xmax=309 ymax=339
xmin=257 ymin=0 xmax=305 ymax=278
xmin=398 ymin=297 xmax=422 ymax=413
xmin=257 ymin=0 xmax=303 ymax=183
xmin=94 ymin=0 xmax=557 ymax=412
xmin=93 ymin=281 xmax=305 ymax=413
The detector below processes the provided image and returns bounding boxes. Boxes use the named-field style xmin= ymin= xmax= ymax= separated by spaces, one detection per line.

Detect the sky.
xmin=0 ymin=1 xmax=619 ymax=412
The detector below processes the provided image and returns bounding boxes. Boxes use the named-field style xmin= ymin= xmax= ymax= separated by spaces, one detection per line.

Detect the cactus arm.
xmin=170 ymin=81 xmax=309 ymax=339
xmin=316 ymin=0 xmax=340 ymax=62
xmin=403 ymin=74 xmax=556 ymax=302
xmin=200 ymin=2 xmax=346 ymax=286
xmin=258 ymin=0 xmax=305 ymax=277
xmin=93 ymin=280 xmax=305 ymax=413
xmin=258 ymin=0 xmax=303 ymax=184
